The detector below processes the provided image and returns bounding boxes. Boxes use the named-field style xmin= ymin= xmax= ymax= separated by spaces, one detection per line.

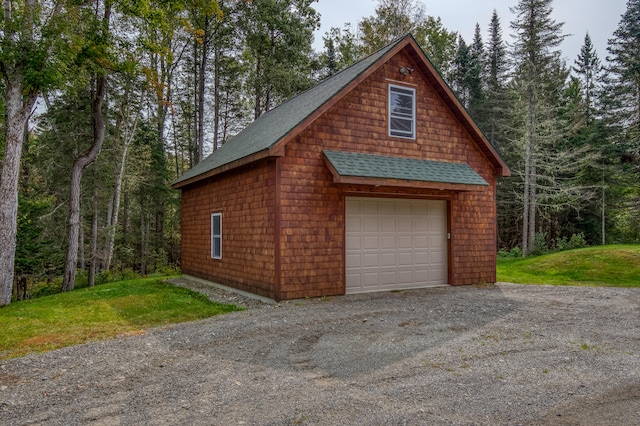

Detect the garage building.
xmin=172 ymin=34 xmax=510 ymax=301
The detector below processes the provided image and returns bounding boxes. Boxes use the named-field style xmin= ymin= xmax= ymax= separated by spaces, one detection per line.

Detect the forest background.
xmin=0 ymin=0 xmax=638 ymax=305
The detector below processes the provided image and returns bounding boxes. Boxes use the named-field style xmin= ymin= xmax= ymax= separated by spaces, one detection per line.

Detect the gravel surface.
xmin=1 ymin=280 xmax=639 ymax=425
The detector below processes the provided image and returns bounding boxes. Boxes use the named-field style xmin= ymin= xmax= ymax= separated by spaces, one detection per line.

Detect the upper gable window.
xmin=388 ymin=84 xmax=416 ymax=139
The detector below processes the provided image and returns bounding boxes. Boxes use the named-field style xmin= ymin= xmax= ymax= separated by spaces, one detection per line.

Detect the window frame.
xmin=388 ymin=84 xmax=416 ymax=139
xmin=211 ymin=212 xmax=222 ymax=260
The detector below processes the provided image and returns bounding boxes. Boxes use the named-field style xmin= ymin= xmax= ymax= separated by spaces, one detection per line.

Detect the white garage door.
xmin=345 ymin=197 xmax=447 ymax=294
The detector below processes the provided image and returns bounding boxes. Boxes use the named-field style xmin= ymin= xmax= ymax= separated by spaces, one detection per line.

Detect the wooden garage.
xmin=172 ymin=34 xmax=510 ymax=301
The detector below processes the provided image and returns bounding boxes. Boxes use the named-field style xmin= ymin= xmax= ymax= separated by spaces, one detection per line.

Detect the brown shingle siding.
xmin=179 ymin=159 xmax=277 ymax=299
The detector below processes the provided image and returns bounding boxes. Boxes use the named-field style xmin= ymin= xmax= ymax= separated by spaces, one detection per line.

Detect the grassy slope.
xmin=497 ymin=245 xmax=640 ymax=287
xmin=0 ymin=278 xmax=241 ymax=360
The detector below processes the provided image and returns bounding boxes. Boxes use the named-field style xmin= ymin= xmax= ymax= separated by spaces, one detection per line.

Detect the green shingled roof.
xmin=323 ymin=150 xmax=488 ymax=186
xmin=172 ymin=36 xmax=407 ymax=187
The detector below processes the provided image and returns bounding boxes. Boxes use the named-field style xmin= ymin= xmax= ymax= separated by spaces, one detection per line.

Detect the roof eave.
xmin=171 ymin=148 xmax=283 ymax=189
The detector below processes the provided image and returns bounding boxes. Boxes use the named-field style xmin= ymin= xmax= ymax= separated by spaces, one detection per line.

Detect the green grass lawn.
xmin=0 ymin=277 xmax=241 ymax=360
xmin=497 ymin=244 xmax=640 ymax=287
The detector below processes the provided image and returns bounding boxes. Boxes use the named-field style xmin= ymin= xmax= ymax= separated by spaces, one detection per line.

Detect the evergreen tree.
xmin=603 ymin=0 xmax=640 ymax=242
xmin=452 ymin=36 xmax=471 ymax=106
xmin=320 ymin=25 xmax=362 ymax=76
xmin=510 ymin=0 xmax=566 ymax=255
xmin=483 ymin=10 xmax=510 ymax=146
xmin=467 ymin=24 xmax=486 ymax=119
xmin=573 ymin=33 xmax=603 ymax=124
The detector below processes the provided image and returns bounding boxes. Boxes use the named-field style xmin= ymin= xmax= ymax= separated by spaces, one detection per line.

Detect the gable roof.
xmin=172 ymin=34 xmax=510 ymax=189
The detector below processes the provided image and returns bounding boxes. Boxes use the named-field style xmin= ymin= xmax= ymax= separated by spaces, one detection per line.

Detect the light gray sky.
xmin=312 ymin=0 xmax=628 ymax=63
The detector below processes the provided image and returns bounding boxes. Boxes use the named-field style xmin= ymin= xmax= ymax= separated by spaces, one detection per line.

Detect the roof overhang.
xmin=323 ymin=150 xmax=489 ymax=192
xmin=171 ymin=147 xmax=285 ymax=189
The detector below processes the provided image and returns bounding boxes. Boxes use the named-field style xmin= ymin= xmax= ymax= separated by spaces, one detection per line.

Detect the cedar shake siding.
xmin=180 ymin=159 xmax=277 ymax=299
xmin=174 ymin=34 xmax=509 ymax=300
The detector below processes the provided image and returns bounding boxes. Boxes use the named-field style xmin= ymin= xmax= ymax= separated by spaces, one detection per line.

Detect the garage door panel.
xmin=397 ymin=235 xmax=412 ymax=248
xmin=413 ymin=235 xmax=428 ymax=249
xmin=413 ymin=250 xmax=429 ymax=265
xmin=381 ymin=220 xmax=396 ymax=232
xmin=346 ymin=217 xmax=361 ymax=231
xmin=397 ymin=219 xmax=413 ymax=232
xmin=363 ymin=218 xmax=379 ymax=232
xmin=346 ymin=197 xmax=447 ymax=294
xmin=381 ymin=235 xmax=396 ymax=249
xmin=362 ymin=253 xmax=379 ymax=267
xmin=346 ymin=253 xmax=360 ymax=268
xmin=412 ymin=217 xmax=429 ymax=232
xmin=363 ymin=272 xmax=380 ymax=287
xmin=381 ymin=252 xmax=396 ymax=266
xmin=346 ymin=235 xmax=361 ymax=250
xmin=381 ymin=271 xmax=397 ymax=284
xmin=398 ymin=270 xmax=413 ymax=284
xmin=397 ymin=251 xmax=413 ymax=266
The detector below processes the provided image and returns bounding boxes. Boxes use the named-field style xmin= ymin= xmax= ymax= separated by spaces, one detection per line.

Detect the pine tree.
xmin=482 ymin=10 xmax=510 ymax=146
xmin=510 ymin=0 xmax=566 ymax=255
xmin=573 ymin=33 xmax=603 ymax=124
xmin=604 ymin=0 xmax=640 ymax=242
xmin=452 ymin=36 xmax=471 ymax=106
xmin=467 ymin=24 xmax=486 ymax=119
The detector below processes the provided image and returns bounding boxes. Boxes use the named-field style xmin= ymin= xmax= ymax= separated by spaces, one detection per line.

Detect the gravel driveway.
xmin=1 ymin=280 xmax=639 ymax=425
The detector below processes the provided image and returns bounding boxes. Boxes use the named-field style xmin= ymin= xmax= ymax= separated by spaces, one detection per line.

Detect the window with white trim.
xmin=389 ymin=84 xmax=416 ymax=139
xmin=211 ymin=213 xmax=222 ymax=259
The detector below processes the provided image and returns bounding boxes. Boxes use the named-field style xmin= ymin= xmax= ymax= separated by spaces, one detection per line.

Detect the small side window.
xmin=211 ymin=213 xmax=222 ymax=259
xmin=389 ymin=84 xmax=416 ymax=139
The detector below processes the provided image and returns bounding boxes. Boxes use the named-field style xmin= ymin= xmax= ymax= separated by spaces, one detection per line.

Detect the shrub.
xmin=568 ymin=233 xmax=587 ymax=250
xmin=531 ymin=232 xmax=549 ymax=256
xmin=498 ymin=246 xmax=523 ymax=259
xmin=29 ymin=278 xmax=63 ymax=298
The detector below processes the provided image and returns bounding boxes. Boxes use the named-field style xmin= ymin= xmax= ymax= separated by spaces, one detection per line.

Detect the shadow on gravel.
xmin=205 ymin=284 xmax=520 ymax=380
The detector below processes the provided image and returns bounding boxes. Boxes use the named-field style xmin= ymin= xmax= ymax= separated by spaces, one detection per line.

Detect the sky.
xmin=312 ymin=0 xmax=629 ymax=63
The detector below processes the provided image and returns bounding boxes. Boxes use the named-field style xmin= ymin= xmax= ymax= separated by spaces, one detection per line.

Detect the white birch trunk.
xmin=0 ymin=81 xmax=36 ymax=306
xmin=103 ymin=118 xmax=136 ymax=271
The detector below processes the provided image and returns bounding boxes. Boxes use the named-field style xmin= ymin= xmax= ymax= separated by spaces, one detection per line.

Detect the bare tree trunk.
xmin=104 ymin=117 xmax=136 ymax=271
xmin=213 ymin=41 xmax=221 ymax=150
xmin=62 ymin=74 xmax=108 ymax=292
xmin=88 ymin=190 xmax=98 ymax=287
xmin=0 ymin=80 xmax=36 ymax=306
xmin=197 ymin=15 xmax=210 ymax=162
xmin=79 ymin=218 xmax=85 ymax=270
xmin=601 ymin=182 xmax=606 ymax=245
xmin=522 ymin=83 xmax=537 ymax=256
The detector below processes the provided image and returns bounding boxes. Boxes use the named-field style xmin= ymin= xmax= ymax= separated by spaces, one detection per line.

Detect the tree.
xmin=62 ymin=1 xmax=112 ymax=293
xmin=0 ymin=0 xmax=82 ymax=305
xmin=359 ymin=0 xmax=425 ymax=54
xmin=483 ymin=10 xmax=510 ymax=146
xmin=414 ymin=16 xmax=458 ymax=82
xmin=320 ymin=25 xmax=362 ymax=76
xmin=510 ymin=0 xmax=566 ymax=255
xmin=239 ymin=0 xmax=320 ymax=119
xmin=452 ymin=36 xmax=471 ymax=106
xmin=603 ymin=0 xmax=640 ymax=242
xmin=467 ymin=23 xmax=486 ymax=119
xmin=573 ymin=33 xmax=602 ymax=124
